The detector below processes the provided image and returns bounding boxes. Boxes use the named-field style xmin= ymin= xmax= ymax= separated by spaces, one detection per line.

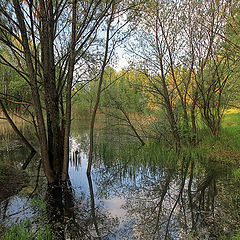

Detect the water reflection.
xmin=88 ymin=155 xmax=239 ymax=239
xmin=0 ymin=134 xmax=240 ymax=239
xmin=43 ymin=176 xmax=122 ymax=239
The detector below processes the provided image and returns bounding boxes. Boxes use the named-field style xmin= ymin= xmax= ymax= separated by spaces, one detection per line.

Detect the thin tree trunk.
xmin=87 ymin=4 xmax=114 ymax=175
xmin=154 ymin=17 xmax=180 ymax=150
xmin=22 ymin=151 xmax=37 ymax=170
xmin=190 ymin=90 xmax=198 ymax=146
xmin=62 ymin=0 xmax=77 ymax=182
xmin=120 ymin=107 xmax=145 ymax=146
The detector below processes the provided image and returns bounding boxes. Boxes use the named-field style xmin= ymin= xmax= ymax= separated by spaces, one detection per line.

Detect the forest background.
xmin=0 ymin=0 xmax=239 ymax=182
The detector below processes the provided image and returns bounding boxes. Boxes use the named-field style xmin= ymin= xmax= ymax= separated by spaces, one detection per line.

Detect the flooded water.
xmin=0 ymin=124 xmax=240 ymax=239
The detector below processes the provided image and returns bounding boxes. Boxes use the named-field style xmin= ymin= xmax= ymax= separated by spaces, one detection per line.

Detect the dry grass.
xmin=0 ymin=112 xmax=35 ymax=144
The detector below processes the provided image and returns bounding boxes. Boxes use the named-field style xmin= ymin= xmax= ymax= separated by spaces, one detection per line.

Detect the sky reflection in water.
xmin=0 ymin=134 xmax=239 ymax=239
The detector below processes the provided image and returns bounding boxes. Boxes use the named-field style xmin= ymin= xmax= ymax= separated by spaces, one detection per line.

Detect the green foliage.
xmin=0 ymin=194 xmax=55 ymax=240
xmin=232 ymin=167 xmax=240 ymax=182
xmin=0 ymin=48 xmax=31 ymax=113
xmin=0 ymin=220 xmax=51 ymax=240
xmin=1 ymin=220 xmax=33 ymax=240
xmin=225 ymin=0 xmax=240 ymax=53
xmin=232 ymin=230 xmax=240 ymax=240
xmin=198 ymin=111 xmax=240 ymax=164
xmin=72 ymin=68 xmax=149 ymax=116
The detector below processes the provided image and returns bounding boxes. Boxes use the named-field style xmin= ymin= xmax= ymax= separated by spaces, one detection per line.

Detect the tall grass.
xmin=95 ymin=138 xmax=206 ymax=172
xmin=93 ymin=110 xmax=240 ymax=183
xmin=198 ymin=111 xmax=240 ymax=164
xmin=232 ymin=231 xmax=240 ymax=240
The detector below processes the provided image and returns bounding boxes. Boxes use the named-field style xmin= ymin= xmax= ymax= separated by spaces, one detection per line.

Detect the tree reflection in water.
xmin=45 ymin=176 xmax=121 ymax=240
xmin=1 ymin=139 xmax=239 ymax=239
xmin=92 ymin=156 xmax=240 ymax=240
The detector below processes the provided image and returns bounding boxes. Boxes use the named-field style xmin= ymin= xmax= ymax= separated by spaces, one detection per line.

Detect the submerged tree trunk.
xmin=87 ymin=175 xmax=101 ymax=239
xmin=46 ymin=183 xmax=64 ymax=239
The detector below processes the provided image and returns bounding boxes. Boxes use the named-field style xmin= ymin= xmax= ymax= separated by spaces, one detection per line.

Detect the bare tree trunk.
xmin=120 ymin=107 xmax=145 ymax=146
xmin=39 ymin=0 xmax=63 ymax=180
xmin=62 ymin=0 xmax=77 ymax=182
xmin=154 ymin=17 xmax=181 ymax=150
xmin=87 ymin=3 xmax=114 ymax=175
xmin=13 ymin=0 xmax=56 ymax=183
xmin=190 ymin=90 xmax=198 ymax=146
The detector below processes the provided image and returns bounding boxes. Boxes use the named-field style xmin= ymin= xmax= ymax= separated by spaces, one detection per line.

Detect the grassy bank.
xmin=199 ymin=110 xmax=240 ymax=165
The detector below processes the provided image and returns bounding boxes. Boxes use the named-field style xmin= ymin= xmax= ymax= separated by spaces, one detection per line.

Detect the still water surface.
xmin=0 ymin=126 xmax=240 ymax=239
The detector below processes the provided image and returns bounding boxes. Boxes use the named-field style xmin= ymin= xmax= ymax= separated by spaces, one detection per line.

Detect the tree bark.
xmin=39 ymin=0 xmax=63 ymax=179
xmin=13 ymin=0 xmax=56 ymax=183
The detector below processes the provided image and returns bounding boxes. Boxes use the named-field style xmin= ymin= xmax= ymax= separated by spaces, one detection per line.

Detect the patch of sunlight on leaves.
xmin=225 ymin=108 xmax=240 ymax=114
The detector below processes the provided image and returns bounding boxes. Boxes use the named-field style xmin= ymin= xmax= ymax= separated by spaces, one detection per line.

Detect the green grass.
xmin=231 ymin=229 xmax=240 ymax=240
xmin=0 ymin=220 xmax=52 ymax=240
xmin=95 ymin=110 xmax=240 ymax=184
xmin=198 ymin=111 xmax=240 ymax=165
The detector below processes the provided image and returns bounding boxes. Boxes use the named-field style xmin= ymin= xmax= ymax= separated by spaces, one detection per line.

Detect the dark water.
xmin=0 ymin=128 xmax=240 ymax=239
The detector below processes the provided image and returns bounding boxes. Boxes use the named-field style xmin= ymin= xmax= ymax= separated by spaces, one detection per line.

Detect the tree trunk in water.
xmin=39 ymin=0 xmax=63 ymax=181
xmin=62 ymin=0 xmax=77 ymax=182
xmin=13 ymin=0 xmax=56 ymax=183
xmin=46 ymin=183 xmax=64 ymax=239
xmin=87 ymin=175 xmax=101 ymax=239
xmin=87 ymin=4 xmax=114 ymax=175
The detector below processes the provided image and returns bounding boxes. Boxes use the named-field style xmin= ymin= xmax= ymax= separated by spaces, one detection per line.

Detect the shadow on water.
xmin=0 ymin=125 xmax=240 ymax=239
